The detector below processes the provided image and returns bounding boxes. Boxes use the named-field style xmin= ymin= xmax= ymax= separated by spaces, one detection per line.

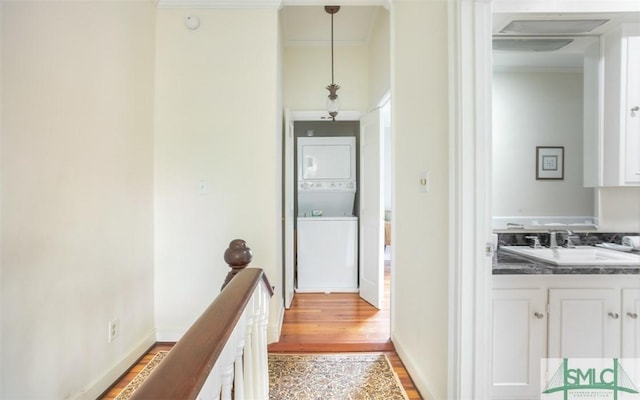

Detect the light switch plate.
xmin=198 ymin=180 xmax=208 ymax=194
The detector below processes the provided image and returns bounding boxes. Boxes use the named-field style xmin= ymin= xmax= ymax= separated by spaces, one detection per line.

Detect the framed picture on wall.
xmin=536 ymin=146 xmax=564 ymax=180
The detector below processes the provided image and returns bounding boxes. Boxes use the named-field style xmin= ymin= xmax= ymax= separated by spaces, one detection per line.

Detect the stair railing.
xmin=130 ymin=239 xmax=273 ymax=400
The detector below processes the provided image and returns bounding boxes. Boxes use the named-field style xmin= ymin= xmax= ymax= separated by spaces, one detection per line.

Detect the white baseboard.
xmin=392 ymin=334 xmax=438 ymax=400
xmin=268 ymin=304 xmax=285 ymax=343
xmin=74 ymin=330 xmax=156 ymax=400
xmin=294 ymin=288 xmax=359 ymax=294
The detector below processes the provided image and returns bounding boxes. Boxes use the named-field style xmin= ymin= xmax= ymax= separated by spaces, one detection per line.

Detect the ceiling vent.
xmin=492 ymin=38 xmax=574 ymax=52
xmin=500 ymin=19 xmax=609 ymax=35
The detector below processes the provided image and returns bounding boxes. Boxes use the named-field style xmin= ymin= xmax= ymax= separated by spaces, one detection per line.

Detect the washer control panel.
xmin=298 ymin=181 xmax=356 ymax=191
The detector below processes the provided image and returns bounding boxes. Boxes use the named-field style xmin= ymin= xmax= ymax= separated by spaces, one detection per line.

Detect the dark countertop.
xmin=493 ymin=248 xmax=640 ymax=275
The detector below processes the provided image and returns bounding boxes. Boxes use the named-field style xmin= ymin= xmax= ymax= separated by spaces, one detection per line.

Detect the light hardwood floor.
xmin=102 ymin=258 xmax=422 ymax=399
xmin=269 ymin=261 xmax=392 ymax=350
xmin=101 ymin=343 xmax=173 ymax=400
xmin=267 ymin=260 xmax=422 ymax=399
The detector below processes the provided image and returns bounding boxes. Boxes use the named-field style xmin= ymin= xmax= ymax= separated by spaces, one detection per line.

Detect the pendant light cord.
xmin=331 ymin=12 xmax=335 ymax=85
xmin=325 ymin=5 xmax=340 ymax=121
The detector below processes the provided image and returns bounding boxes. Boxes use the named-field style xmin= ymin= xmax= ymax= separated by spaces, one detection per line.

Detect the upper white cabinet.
xmin=601 ymin=24 xmax=640 ymax=186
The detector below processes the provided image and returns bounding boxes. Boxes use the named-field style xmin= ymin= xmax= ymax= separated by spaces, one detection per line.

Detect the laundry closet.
xmin=294 ymin=120 xmax=360 ymax=293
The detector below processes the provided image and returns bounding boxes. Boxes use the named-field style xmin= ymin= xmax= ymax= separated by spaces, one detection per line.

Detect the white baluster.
xmin=198 ymin=364 xmax=222 ymax=400
xmin=202 ymin=323 xmax=236 ymax=400
xmin=195 ymin=279 xmax=270 ymax=400
xmin=243 ymin=293 xmax=256 ymax=400
xmin=251 ymin=288 xmax=263 ymax=399
xmin=220 ymin=364 xmax=234 ymax=400
xmin=253 ymin=284 xmax=263 ymax=399
xmin=233 ymin=309 xmax=247 ymax=400
xmin=258 ymin=284 xmax=270 ymax=399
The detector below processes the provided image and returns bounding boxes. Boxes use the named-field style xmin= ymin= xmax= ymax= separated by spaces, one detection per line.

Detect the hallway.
xmin=266 ymin=258 xmax=423 ymax=399
xmin=100 ymin=260 xmax=423 ymax=399
xmin=269 ymin=260 xmax=391 ymax=352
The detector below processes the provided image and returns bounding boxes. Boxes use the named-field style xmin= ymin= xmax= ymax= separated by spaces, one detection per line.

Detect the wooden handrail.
xmin=130 ymin=267 xmax=273 ymax=400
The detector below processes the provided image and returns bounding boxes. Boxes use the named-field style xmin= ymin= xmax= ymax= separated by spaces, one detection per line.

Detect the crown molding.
xmin=281 ymin=0 xmax=389 ymax=5
xmin=158 ymin=0 xmax=391 ymax=9
xmin=157 ymin=0 xmax=283 ymax=9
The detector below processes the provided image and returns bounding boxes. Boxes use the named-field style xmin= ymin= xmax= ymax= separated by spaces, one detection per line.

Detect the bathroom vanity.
xmin=491 ymin=246 xmax=640 ymax=399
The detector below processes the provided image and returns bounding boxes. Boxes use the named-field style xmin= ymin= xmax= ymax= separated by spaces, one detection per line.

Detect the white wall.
xmin=283 ymin=44 xmax=369 ymax=113
xmin=492 ymin=70 xmax=595 ymax=219
xmin=384 ymin=103 xmax=392 ymax=211
xmin=391 ymin=2 xmax=450 ymax=399
xmin=1 ymin=2 xmax=156 ymax=398
xmin=368 ymin=8 xmax=392 ymax=211
xmin=598 ymin=187 xmax=640 ymax=232
xmin=153 ymin=8 xmax=283 ymax=342
xmin=368 ymin=8 xmax=391 ymax=109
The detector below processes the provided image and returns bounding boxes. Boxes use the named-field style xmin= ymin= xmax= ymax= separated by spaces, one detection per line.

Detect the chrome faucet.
xmin=549 ymin=230 xmax=560 ymax=249
xmin=549 ymin=229 xmax=577 ymax=248
xmin=563 ymin=230 xmax=578 ymax=248
xmin=525 ymin=235 xmax=542 ymax=249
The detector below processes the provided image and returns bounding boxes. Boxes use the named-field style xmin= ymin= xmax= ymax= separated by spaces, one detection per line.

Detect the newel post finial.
xmin=221 ymin=239 xmax=253 ymax=290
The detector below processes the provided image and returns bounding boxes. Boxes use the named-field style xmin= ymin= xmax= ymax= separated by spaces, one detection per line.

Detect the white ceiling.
xmin=280 ymin=6 xmax=381 ymax=46
xmin=493 ymin=12 xmax=640 ymax=68
xmin=280 ymin=7 xmax=639 ymax=68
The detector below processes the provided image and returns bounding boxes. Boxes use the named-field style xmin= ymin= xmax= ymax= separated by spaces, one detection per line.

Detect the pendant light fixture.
xmin=325 ymin=6 xmax=340 ymax=121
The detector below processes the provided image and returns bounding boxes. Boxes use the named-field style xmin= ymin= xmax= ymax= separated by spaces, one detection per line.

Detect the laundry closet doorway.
xmin=283 ymin=109 xmax=388 ymax=314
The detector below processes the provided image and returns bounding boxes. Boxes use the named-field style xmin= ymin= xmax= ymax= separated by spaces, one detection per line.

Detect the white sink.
xmin=501 ymin=246 xmax=640 ymax=266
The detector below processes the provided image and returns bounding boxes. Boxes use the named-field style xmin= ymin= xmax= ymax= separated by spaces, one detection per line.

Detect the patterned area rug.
xmin=114 ymin=351 xmax=409 ymax=400
xmin=115 ymin=351 xmax=168 ymax=400
xmin=269 ymin=353 xmax=409 ymax=400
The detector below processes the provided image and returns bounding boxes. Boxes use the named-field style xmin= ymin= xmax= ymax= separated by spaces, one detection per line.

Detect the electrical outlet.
xmin=108 ymin=318 xmax=120 ymax=343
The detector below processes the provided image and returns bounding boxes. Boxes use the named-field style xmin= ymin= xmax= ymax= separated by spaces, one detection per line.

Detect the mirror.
xmin=491 ymin=12 xmax=612 ymax=230
xmin=492 ymin=40 xmax=597 ymax=229
xmin=491 ymin=12 xmax=640 ymax=231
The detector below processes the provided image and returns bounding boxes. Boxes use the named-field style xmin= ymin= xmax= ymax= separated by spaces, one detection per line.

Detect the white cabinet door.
xmin=624 ymin=36 xmax=640 ymax=184
xmin=548 ymin=288 xmax=621 ymax=358
xmin=602 ymin=25 xmax=640 ymax=186
xmin=492 ymin=288 xmax=547 ymax=400
xmin=622 ymin=288 xmax=640 ymax=358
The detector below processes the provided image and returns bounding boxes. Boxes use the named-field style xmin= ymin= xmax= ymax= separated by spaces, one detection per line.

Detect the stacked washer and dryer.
xmin=296 ymin=136 xmax=358 ymax=292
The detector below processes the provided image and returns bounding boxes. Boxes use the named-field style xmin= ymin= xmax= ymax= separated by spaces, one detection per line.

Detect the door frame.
xmin=449 ymin=2 xmax=640 ymax=398
xmin=447 ymin=1 xmax=493 ymax=398
xmin=283 ymin=110 xmax=364 ymax=307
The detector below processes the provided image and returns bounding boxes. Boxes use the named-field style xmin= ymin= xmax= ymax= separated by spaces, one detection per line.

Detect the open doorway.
xmin=278 ymin=4 xmax=391 ymax=347
xmin=279 ymin=101 xmax=392 ymax=348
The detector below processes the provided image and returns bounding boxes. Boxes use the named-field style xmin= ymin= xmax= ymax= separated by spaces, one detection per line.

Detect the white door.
xmin=491 ymin=288 xmax=547 ymax=400
xmin=548 ymin=288 xmax=621 ymax=358
xmin=359 ymin=108 xmax=384 ymax=309
xmin=283 ymin=109 xmax=295 ymax=309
